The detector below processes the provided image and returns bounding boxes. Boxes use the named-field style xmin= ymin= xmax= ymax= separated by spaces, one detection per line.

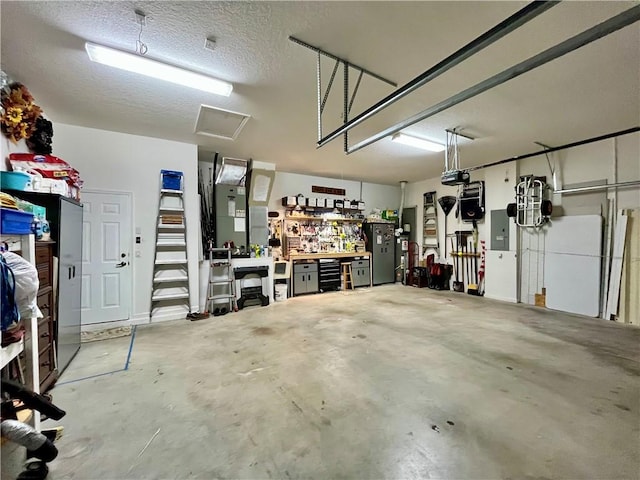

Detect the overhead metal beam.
xmin=348 ymin=70 xmax=364 ymax=115
xmin=347 ymin=5 xmax=640 ymax=154
xmin=288 ymin=36 xmax=397 ymax=87
xmin=320 ymin=60 xmax=339 ymax=114
xmin=317 ymin=1 xmax=560 ymax=148
xmin=467 ymin=126 xmax=640 ymax=172
xmin=446 ymin=128 xmax=475 ymax=141
xmin=316 ymin=52 xmax=322 ymax=141
xmin=343 ymin=61 xmax=349 ymax=153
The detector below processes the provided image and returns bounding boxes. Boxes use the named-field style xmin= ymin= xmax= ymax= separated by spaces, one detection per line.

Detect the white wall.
xmin=196 ymin=157 xmax=400 ymax=213
xmin=1 ymin=137 xmax=29 ymax=170
xmin=404 ymin=170 xmax=518 ymax=302
xmin=518 ymin=133 xmax=639 ymax=310
xmin=482 ymin=165 xmax=518 ymax=303
xmin=613 ymin=134 xmax=640 ymax=209
xmin=407 ymin=132 xmax=639 ymax=307
xmin=269 ymin=171 xmax=400 ymax=213
xmin=53 ymin=123 xmax=199 ymax=324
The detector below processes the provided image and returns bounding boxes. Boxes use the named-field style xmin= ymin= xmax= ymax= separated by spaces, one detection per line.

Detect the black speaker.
xmin=460 ymin=199 xmax=484 ymax=221
xmin=459 ymin=181 xmax=485 ymax=222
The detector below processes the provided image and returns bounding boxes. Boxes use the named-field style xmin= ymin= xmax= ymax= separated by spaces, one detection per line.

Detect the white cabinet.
xmin=57 ymin=198 xmax=83 ymax=373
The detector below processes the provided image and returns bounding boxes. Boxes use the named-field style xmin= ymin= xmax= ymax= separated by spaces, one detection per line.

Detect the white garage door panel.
xmin=544 ymin=215 xmax=602 ymax=317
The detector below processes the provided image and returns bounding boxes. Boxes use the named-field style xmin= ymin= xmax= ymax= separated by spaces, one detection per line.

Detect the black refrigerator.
xmin=7 ymin=191 xmax=83 ymax=373
xmin=364 ymin=222 xmax=396 ymax=285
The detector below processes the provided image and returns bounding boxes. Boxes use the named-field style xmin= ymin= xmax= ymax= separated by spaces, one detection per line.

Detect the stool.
xmin=341 ymin=262 xmax=354 ymax=290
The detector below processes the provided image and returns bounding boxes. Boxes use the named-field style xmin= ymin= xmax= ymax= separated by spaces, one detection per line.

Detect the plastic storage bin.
xmin=160 ymin=170 xmax=183 ymax=191
xmin=0 ymin=208 xmax=34 ymax=234
xmin=0 ymin=171 xmax=31 ymax=191
xmin=15 ymin=199 xmax=46 ymax=220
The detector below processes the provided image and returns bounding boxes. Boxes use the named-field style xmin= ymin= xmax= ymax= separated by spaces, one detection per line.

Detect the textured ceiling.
xmin=1 ymin=1 xmax=638 ymax=185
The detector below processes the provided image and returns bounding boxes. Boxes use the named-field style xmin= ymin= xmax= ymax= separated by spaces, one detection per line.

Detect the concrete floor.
xmin=45 ymin=285 xmax=639 ymax=479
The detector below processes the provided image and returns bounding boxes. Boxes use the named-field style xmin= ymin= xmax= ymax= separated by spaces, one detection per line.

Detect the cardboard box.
xmin=282 ymin=196 xmax=297 ymax=207
xmin=534 ymin=288 xmax=547 ymax=307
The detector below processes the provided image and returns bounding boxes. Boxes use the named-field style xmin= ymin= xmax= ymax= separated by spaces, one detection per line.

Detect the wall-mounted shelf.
xmin=285 ymin=215 xmax=364 ymax=222
xmin=282 ymin=196 xmax=365 ymax=211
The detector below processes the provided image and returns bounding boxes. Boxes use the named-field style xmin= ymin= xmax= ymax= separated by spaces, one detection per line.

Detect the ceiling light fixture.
xmin=85 ymin=42 xmax=233 ymax=97
xmin=391 ymin=133 xmax=445 ymax=152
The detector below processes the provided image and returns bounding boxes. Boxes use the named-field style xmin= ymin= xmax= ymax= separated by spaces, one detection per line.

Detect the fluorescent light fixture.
xmin=85 ymin=42 xmax=233 ymax=97
xmin=391 ymin=132 xmax=445 ymax=152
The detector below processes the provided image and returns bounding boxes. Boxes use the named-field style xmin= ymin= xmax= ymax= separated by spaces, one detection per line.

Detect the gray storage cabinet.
xmin=57 ymin=198 xmax=83 ymax=373
xmin=352 ymin=259 xmax=370 ymax=287
xmin=293 ymin=262 xmax=318 ymax=295
xmin=363 ymin=222 xmax=395 ymax=285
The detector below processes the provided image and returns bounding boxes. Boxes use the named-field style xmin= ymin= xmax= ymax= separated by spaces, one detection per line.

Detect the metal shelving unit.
xmin=0 ymin=234 xmax=41 ymax=430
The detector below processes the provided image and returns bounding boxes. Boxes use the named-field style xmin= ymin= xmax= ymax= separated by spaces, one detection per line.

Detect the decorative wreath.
xmin=1 ymin=83 xmax=42 ymax=143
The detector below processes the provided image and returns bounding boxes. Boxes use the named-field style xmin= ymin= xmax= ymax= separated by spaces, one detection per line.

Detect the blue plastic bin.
xmin=161 ymin=170 xmax=183 ymax=191
xmin=0 ymin=208 xmax=34 ymax=234
xmin=0 ymin=171 xmax=31 ymax=191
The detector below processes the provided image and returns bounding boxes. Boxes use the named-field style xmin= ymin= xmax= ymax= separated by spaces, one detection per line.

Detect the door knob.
xmin=115 ymin=261 xmax=127 ymax=268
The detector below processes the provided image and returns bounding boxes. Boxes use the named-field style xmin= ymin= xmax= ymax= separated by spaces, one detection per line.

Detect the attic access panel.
xmin=215 ymin=157 xmax=247 ymax=186
xmin=195 ymin=105 xmax=250 ymax=140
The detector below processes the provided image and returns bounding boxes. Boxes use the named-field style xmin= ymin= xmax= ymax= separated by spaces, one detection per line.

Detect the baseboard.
xmin=81 ymin=317 xmax=148 ymax=333
xmin=133 ymin=304 xmax=199 ymax=323
xmin=484 ymin=293 xmax=517 ymax=303
xmin=82 ymin=304 xmax=198 ymax=333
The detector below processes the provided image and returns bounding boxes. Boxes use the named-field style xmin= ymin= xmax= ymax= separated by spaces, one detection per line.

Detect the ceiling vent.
xmin=195 ymin=105 xmax=250 ymax=140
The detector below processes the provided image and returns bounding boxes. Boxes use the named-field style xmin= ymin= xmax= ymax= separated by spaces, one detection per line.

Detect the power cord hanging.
xmin=135 ymin=11 xmax=148 ymax=55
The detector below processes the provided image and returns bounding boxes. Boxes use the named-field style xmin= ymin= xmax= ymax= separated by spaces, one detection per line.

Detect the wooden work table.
xmin=289 ymin=252 xmax=370 ymax=260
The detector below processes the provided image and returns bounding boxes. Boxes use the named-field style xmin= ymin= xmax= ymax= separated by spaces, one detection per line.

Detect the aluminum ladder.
xmin=208 ymin=246 xmax=236 ymax=315
xmin=150 ymin=171 xmax=190 ymax=318
xmin=423 ymin=191 xmax=439 ymax=254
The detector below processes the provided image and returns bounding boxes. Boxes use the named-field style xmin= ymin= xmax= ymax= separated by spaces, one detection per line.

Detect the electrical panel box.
xmin=491 ymin=209 xmax=509 ymax=251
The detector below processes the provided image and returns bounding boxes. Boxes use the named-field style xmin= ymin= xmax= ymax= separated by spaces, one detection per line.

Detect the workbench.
xmin=289 ymin=252 xmax=372 ymax=294
xmin=289 ymin=252 xmax=371 ymax=260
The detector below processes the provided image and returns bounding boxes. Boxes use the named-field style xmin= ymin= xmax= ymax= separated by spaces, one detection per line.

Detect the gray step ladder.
xmin=208 ymin=246 xmax=236 ymax=314
xmin=150 ymin=171 xmax=190 ymax=318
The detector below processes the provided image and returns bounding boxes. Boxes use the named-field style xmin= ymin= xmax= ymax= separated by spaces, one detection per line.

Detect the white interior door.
xmin=81 ymin=191 xmax=132 ymax=324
